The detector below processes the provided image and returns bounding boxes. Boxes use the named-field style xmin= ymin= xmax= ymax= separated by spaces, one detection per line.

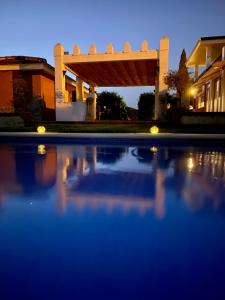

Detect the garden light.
xmin=37 ymin=126 xmax=46 ymax=134
xmin=150 ymin=126 xmax=159 ymax=134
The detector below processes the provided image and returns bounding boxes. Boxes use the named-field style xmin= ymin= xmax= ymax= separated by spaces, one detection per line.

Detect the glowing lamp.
xmin=38 ymin=144 xmax=46 ymax=155
xmin=150 ymin=126 xmax=159 ymax=134
xmin=37 ymin=126 xmax=46 ymax=134
xmin=190 ymin=88 xmax=196 ymax=96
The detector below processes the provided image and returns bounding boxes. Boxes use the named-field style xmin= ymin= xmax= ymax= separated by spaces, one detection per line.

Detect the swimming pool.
xmin=0 ymin=141 xmax=225 ymax=299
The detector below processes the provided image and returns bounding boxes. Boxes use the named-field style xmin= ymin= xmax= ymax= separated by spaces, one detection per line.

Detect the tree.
xmin=138 ymin=92 xmax=155 ymax=120
xmin=164 ymin=49 xmax=192 ymax=107
xmin=97 ymin=91 xmax=128 ymax=120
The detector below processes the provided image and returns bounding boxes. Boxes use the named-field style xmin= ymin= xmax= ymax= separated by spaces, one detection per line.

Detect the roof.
xmin=0 ymin=55 xmax=79 ymax=88
xmin=193 ymin=60 xmax=225 ymax=86
xmin=187 ymin=36 xmax=225 ymax=67
xmin=0 ymin=55 xmax=47 ymax=65
xmin=55 ymin=39 xmax=168 ymax=87
xmin=201 ymin=36 xmax=225 ymax=41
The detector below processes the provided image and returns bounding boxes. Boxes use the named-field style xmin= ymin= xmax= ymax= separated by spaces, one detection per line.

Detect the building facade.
xmin=187 ymin=36 xmax=225 ymax=112
xmin=0 ymin=56 xmax=88 ymax=120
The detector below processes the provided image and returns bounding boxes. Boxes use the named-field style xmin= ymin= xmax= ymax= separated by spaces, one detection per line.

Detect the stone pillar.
xmin=154 ymin=37 xmax=169 ymax=120
xmin=54 ymin=43 xmax=65 ymax=103
xmin=220 ymin=46 xmax=225 ymax=111
xmin=92 ymin=86 xmax=96 ymax=121
xmin=154 ymin=75 xmax=159 ymax=120
xmin=206 ymin=46 xmax=212 ymax=68
xmin=194 ymin=64 xmax=199 ymax=80
xmin=221 ymin=70 xmax=225 ymax=112
xmin=159 ymin=36 xmax=169 ymax=92
xmin=222 ymin=46 xmax=225 ymax=61
xmin=76 ymin=77 xmax=84 ymax=101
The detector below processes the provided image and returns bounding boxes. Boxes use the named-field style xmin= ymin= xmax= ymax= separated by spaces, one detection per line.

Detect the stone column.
xmin=154 ymin=75 xmax=159 ymax=120
xmin=159 ymin=36 xmax=169 ymax=92
xmin=76 ymin=77 xmax=84 ymax=101
xmin=155 ymin=37 xmax=169 ymax=120
xmin=221 ymin=45 xmax=225 ymax=112
xmin=206 ymin=46 xmax=212 ymax=68
xmin=222 ymin=46 xmax=225 ymax=61
xmin=54 ymin=43 xmax=65 ymax=103
xmin=221 ymin=69 xmax=225 ymax=112
xmin=194 ymin=64 xmax=199 ymax=80
xmin=210 ymin=79 xmax=215 ymax=112
xmin=92 ymin=86 xmax=96 ymax=121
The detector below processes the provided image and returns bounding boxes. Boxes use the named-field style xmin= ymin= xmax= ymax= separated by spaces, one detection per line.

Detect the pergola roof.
xmin=66 ymin=59 xmax=158 ymax=87
xmin=61 ymin=42 xmax=159 ymax=87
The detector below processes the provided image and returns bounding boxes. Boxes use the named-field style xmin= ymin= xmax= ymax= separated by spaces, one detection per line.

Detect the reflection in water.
xmin=97 ymin=146 xmax=127 ymax=164
xmin=1 ymin=142 xmax=225 ymax=299
xmin=0 ymin=144 xmax=225 ymax=216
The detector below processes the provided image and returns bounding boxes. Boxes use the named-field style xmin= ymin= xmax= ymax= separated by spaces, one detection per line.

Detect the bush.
xmin=138 ymin=92 xmax=154 ymax=120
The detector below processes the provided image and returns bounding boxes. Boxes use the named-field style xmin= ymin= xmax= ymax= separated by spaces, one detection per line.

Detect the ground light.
xmin=150 ymin=126 xmax=159 ymax=134
xmin=37 ymin=126 xmax=46 ymax=134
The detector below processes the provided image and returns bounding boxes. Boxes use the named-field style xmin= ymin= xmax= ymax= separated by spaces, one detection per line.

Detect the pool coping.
xmin=0 ymin=132 xmax=225 ymax=139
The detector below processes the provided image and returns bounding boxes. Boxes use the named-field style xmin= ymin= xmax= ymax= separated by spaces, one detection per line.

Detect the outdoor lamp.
xmin=190 ymin=88 xmax=196 ymax=96
xmin=150 ymin=126 xmax=159 ymax=134
xmin=37 ymin=126 xmax=46 ymax=134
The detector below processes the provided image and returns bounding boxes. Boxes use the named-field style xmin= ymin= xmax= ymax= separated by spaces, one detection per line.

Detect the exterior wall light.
xmin=190 ymin=88 xmax=196 ymax=96
xmin=37 ymin=126 xmax=46 ymax=134
xmin=150 ymin=126 xmax=159 ymax=134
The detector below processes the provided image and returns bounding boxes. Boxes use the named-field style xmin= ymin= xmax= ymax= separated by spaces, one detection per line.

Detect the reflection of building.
xmin=1 ymin=143 xmax=224 ymax=216
xmin=0 ymin=56 xmax=88 ymax=120
xmin=56 ymin=145 xmax=166 ymax=218
xmin=0 ymin=146 xmax=21 ymax=205
xmin=187 ymin=36 xmax=225 ymax=112
xmin=182 ymin=151 xmax=225 ymax=211
xmin=0 ymin=144 xmax=57 ymax=204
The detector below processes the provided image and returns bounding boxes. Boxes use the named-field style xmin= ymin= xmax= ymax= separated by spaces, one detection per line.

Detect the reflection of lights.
xmin=187 ymin=157 xmax=194 ymax=172
xmin=65 ymin=157 xmax=70 ymax=167
xmin=167 ymin=103 xmax=171 ymax=109
xmin=150 ymin=126 xmax=159 ymax=134
xmin=38 ymin=144 xmax=46 ymax=155
xmin=37 ymin=126 xmax=46 ymax=134
xmin=62 ymin=157 xmax=71 ymax=182
xmin=188 ymin=105 xmax=193 ymax=110
xmin=150 ymin=146 xmax=158 ymax=153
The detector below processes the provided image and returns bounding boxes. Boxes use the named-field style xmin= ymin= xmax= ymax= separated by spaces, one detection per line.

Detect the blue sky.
xmin=1 ymin=0 xmax=225 ymax=107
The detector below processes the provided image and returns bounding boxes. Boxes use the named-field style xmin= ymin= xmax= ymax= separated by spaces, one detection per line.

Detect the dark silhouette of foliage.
xmin=164 ymin=49 xmax=192 ymax=107
xmin=97 ymin=147 xmax=126 ymax=164
xmin=138 ymin=92 xmax=155 ymax=120
xmin=27 ymin=96 xmax=46 ymax=121
xmin=97 ymin=91 xmax=128 ymax=120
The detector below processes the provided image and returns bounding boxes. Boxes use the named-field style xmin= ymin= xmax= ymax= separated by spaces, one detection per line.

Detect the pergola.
xmin=54 ymin=37 xmax=169 ymax=121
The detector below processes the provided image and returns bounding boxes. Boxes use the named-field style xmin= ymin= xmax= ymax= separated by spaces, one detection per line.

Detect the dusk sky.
xmin=1 ymin=0 xmax=225 ymax=108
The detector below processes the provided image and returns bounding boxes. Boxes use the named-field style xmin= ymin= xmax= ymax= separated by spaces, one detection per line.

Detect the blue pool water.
xmin=0 ymin=142 xmax=225 ymax=299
